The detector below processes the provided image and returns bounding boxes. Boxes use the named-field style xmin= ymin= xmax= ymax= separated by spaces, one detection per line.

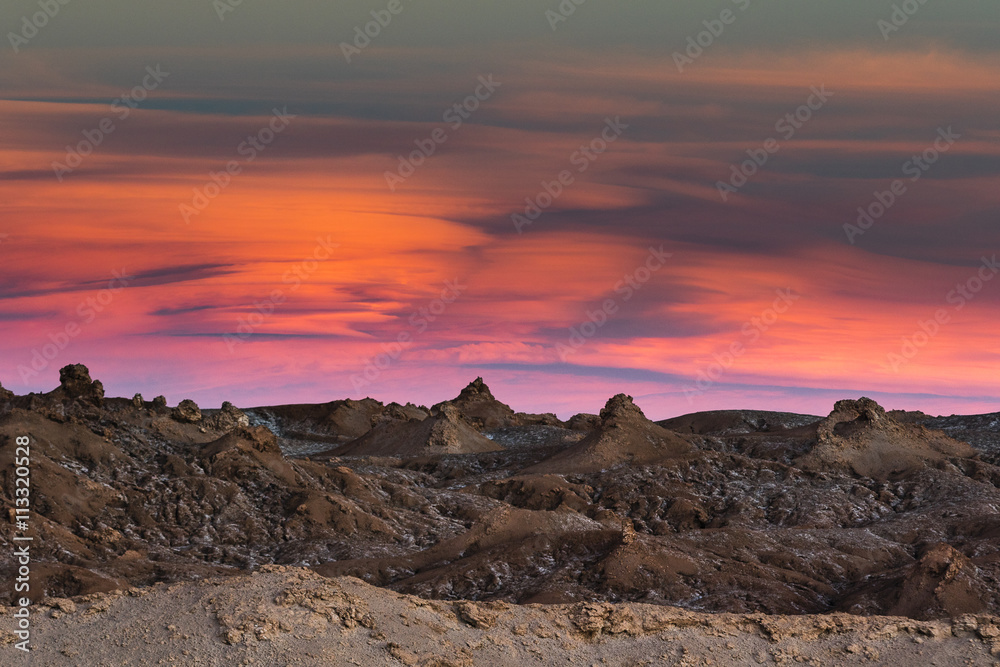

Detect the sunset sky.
xmin=1 ymin=1 xmax=998 ymax=419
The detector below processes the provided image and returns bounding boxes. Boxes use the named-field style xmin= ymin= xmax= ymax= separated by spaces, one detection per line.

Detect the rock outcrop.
xmin=524 ymin=395 xmax=694 ymax=473
xmin=797 ymin=397 xmax=975 ymax=478
xmin=50 ymin=363 xmax=105 ymax=405
xmin=432 ymin=377 xmax=517 ymax=430
xmin=172 ymin=399 xmax=203 ymax=423
xmin=209 ymin=401 xmax=250 ymax=430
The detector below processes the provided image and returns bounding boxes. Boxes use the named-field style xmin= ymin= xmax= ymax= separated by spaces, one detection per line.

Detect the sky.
xmin=1 ymin=0 xmax=999 ymax=419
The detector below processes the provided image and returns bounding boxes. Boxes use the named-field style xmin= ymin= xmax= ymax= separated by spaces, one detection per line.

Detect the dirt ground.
xmin=4 ymin=566 xmax=999 ymax=666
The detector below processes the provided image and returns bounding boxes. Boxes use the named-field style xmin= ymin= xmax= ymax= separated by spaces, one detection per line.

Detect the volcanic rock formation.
xmin=432 ymin=377 xmax=518 ymax=430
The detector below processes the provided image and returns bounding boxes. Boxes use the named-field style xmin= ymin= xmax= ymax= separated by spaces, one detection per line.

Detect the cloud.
xmin=2 ymin=41 xmax=999 ymax=415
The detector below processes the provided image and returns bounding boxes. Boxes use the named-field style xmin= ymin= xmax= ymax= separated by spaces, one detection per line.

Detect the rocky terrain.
xmin=2 ymin=364 xmax=1000 ymax=664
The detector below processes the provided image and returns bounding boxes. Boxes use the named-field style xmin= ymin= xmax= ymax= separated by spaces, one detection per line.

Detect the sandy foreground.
xmin=2 ymin=566 xmax=999 ymax=666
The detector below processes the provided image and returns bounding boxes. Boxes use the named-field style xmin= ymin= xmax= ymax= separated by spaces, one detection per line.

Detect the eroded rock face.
xmin=458 ymin=377 xmax=495 ymax=402
xmin=599 ymin=394 xmax=647 ymax=427
xmin=209 ymin=401 xmax=250 ymax=430
xmin=57 ymin=363 xmax=105 ymax=404
xmin=433 ymin=377 xmax=518 ymax=430
xmin=370 ymin=402 xmax=428 ymax=429
xmin=0 ymin=381 xmax=13 ymax=402
xmin=891 ymin=543 xmax=988 ymax=620
xmin=797 ymin=397 xmax=975 ymax=478
xmin=566 ymin=413 xmax=599 ymax=431
xmin=172 ymin=399 xmax=203 ymax=423
xmin=817 ymin=397 xmax=888 ymax=441
xmin=518 ymin=412 xmax=562 ymax=426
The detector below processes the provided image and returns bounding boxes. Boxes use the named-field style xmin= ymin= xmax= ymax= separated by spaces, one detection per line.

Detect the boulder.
xmin=210 ymin=401 xmax=250 ymax=430
xmin=172 ymin=399 xmax=202 ymax=424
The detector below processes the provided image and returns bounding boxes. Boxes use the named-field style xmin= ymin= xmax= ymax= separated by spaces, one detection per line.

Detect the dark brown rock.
xmin=55 ymin=363 xmax=105 ymax=404
xmin=432 ymin=377 xmax=517 ymax=429
xmin=172 ymin=399 xmax=202 ymax=423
